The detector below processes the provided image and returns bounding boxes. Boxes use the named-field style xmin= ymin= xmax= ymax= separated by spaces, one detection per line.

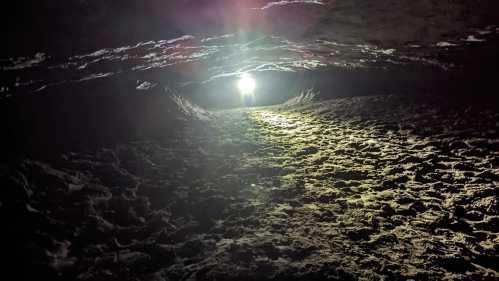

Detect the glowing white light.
xmin=237 ymin=73 xmax=256 ymax=95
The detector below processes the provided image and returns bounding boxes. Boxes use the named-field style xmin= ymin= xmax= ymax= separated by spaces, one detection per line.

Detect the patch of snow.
xmin=436 ymin=42 xmax=458 ymax=47
xmin=167 ymin=35 xmax=195 ymax=44
xmin=380 ymin=49 xmax=396 ymax=55
xmin=170 ymin=93 xmax=211 ymax=121
xmin=257 ymin=0 xmax=325 ymax=10
xmin=477 ymin=30 xmax=492 ymax=35
xmin=201 ymin=34 xmax=235 ymax=43
xmin=283 ymin=88 xmax=318 ymax=106
xmin=3 ymin=52 xmax=47 ymax=70
xmin=73 ymin=49 xmax=109 ymax=59
xmin=78 ymin=72 xmax=114 ymax=82
xmin=136 ymin=81 xmax=157 ymax=90
xmin=464 ymin=35 xmax=485 ymax=42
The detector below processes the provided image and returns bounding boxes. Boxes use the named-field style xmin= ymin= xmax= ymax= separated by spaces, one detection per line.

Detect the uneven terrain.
xmin=3 ymin=95 xmax=498 ymax=280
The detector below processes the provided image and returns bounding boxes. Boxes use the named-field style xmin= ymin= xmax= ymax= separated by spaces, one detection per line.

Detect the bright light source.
xmin=237 ymin=73 xmax=256 ymax=95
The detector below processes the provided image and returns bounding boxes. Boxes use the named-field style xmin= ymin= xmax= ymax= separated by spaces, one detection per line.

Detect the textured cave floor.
xmin=2 ymin=95 xmax=499 ymax=281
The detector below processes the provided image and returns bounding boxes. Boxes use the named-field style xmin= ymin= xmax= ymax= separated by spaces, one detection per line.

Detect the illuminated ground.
xmin=3 ymin=95 xmax=498 ymax=280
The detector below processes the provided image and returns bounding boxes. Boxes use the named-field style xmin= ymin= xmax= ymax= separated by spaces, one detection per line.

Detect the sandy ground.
xmin=2 ymin=95 xmax=498 ymax=280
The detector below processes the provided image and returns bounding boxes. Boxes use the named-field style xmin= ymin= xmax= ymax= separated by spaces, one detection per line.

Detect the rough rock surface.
xmin=3 ymin=95 xmax=498 ymax=280
xmin=2 ymin=0 xmax=499 ymax=57
xmin=308 ymin=0 xmax=499 ymax=45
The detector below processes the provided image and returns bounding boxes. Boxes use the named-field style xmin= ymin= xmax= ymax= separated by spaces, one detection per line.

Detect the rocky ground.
xmin=2 ymin=95 xmax=498 ymax=280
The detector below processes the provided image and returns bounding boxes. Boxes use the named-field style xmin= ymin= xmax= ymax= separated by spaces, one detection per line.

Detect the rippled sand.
xmin=3 ymin=95 xmax=498 ymax=280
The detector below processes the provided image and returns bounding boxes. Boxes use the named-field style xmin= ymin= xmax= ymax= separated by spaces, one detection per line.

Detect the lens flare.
xmin=237 ymin=73 xmax=256 ymax=95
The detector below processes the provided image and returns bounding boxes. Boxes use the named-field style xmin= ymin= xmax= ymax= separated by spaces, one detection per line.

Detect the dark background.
xmin=1 ymin=1 xmax=178 ymax=57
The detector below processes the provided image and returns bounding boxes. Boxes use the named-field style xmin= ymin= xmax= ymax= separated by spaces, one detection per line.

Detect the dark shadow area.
xmin=0 ymin=1 xmax=181 ymax=58
xmin=0 ymin=76 xmax=191 ymax=161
